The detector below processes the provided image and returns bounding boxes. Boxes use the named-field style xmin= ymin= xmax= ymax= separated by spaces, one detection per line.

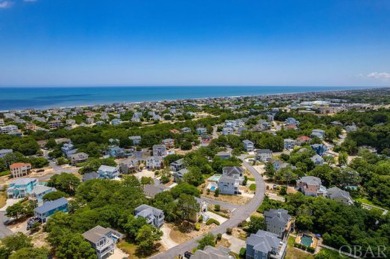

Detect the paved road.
xmin=38 ymin=161 xmax=79 ymax=182
xmin=151 ymin=156 xmax=265 ymax=258
xmin=0 ymin=211 xmax=13 ymax=239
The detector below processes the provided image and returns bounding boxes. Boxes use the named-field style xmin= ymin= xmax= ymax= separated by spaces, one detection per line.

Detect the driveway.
xmin=222 ymin=233 xmax=246 ymax=254
xmin=0 ymin=211 xmax=13 ymax=239
xmin=150 ymin=155 xmax=265 ymax=258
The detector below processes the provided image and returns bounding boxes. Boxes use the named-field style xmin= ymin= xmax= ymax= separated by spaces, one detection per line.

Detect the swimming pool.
xmin=210 ymin=186 xmax=216 ymax=191
xmin=300 ymin=234 xmax=313 ymax=247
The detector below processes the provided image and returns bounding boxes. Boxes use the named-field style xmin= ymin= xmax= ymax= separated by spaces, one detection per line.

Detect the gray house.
xmin=192 ymin=246 xmax=233 ymax=259
xmin=129 ymin=135 xmax=142 ymax=145
xmin=83 ymin=225 xmax=123 ymax=259
xmin=97 ymin=165 xmax=119 ymax=179
xmin=243 ymin=140 xmax=255 ymax=152
xmin=246 ymin=230 xmax=286 ymax=259
xmin=264 ymin=209 xmax=291 ymax=239
xmin=327 ymin=187 xmax=354 ymax=205
xmin=256 ymin=149 xmax=273 ymax=162
xmin=310 ymin=154 xmax=324 ymax=165
xmin=218 ymin=175 xmax=239 ymax=195
xmin=153 ymin=144 xmax=167 ymax=157
xmin=222 ymin=166 xmax=244 ymax=184
xmin=69 ymin=152 xmax=89 ymax=165
xmin=170 ymin=158 xmax=185 ymax=172
xmin=134 ymin=204 xmax=165 ymax=228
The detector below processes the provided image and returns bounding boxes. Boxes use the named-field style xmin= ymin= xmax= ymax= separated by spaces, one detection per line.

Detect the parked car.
xmin=184 ymin=251 xmax=193 ymax=259
xmin=3 ymin=217 xmax=15 ymax=226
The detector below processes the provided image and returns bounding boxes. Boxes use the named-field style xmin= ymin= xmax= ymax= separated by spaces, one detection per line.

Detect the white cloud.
xmin=367 ymin=72 xmax=390 ymax=80
xmin=0 ymin=1 xmax=12 ymax=8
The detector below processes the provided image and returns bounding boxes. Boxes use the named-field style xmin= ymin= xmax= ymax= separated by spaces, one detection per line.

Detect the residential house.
xmin=82 ymin=172 xmax=99 ymax=182
xmin=173 ymin=168 xmax=189 ymax=182
xmin=61 ymin=142 xmax=77 ymax=157
xmin=296 ymin=136 xmax=311 ymax=145
xmin=170 ymin=158 xmax=185 ymax=172
xmin=222 ymin=166 xmax=244 ymax=184
xmin=283 ymin=139 xmax=296 ymax=150
xmin=196 ymin=127 xmax=207 ymax=135
xmin=34 ymin=197 xmax=68 ymax=223
xmin=134 ymin=204 xmax=165 ymax=228
xmin=296 ymin=176 xmax=327 ymax=197
xmin=192 ymin=246 xmax=233 ymax=259
xmin=69 ymin=152 xmax=89 ymax=165
xmin=218 ymin=175 xmax=239 ymax=195
xmin=345 ymin=124 xmax=357 ymax=133
xmin=30 ymin=185 xmax=56 ymax=203
xmin=271 ymin=160 xmax=289 ymax=172
xmin=131 ymin=112 xmax=142 ymax=122
xmin=153 ymin=144 xmax=167 ymax=157
xmin=326 ymin=187 xmax=354 ymax=205
xmin=119 ymin=158 xmax=140 ymax=174
xmin=264 ymin=209 xmax=291 ymax=239
xmin=256 ymin=149 xmax=273 ymax=162
xmin=311 ymin=154 xmax=324 ymax=165
xmin=222 ymin=127 xmax=234 ymax=135
xmin=162 ymin=138 xmax=175 ymax=149
xmin=97 ymin=165 xmax=120 ymax=179
xmin=246 ymin=230 xmax=287 ymax=259
xmin=83 ymin=225 xmax=123 ymax=259
xmin=48 ymin=120 xmax=62 ymax=129
xmin=311 ymin=144 xmax=328 ymax=156
xmin=107 ymin=146 xmax=126 ymax=158
xmin=7 ymin=178 xmax=38 ymax=198
xmin=285 ymin=117 xmax=299 ymax=126
xmin=146 ymin=156 xmax=163 ymax=170
xmin=243 ymin=140 xmax=255 ymax=152
xmin=0 ymin=125 xmax=18 ymax=134
xmin=181 ymin=127 xmax=192 ymax=134
xmin=129 ymin=136 xmax=142 ymax=145
xmin=216 ymin=151 xmax=232 ymax=160
xmin=143 ymin=183 xmax=169 ymax=199
xmin=311 ymin=129 xmax=326 ymax=139
xmin=0 ymin=149 xmax=12 ymax=158
xmin=110 ymin=119 xmax=122 ymax=126
xmin=10 ymin=162 xmax=32 ymax=178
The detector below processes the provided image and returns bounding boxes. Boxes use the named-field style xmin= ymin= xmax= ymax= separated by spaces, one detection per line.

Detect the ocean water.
xmin=0 ymin=86 xmax=363 ymax=110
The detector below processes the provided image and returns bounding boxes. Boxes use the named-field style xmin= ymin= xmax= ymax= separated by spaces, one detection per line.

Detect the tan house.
xmin=10 ymin=162 xmax=32 ymax=178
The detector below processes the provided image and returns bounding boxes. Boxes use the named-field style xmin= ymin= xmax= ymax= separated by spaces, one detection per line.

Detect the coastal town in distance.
xmin=0 ymin=87 xmax=389 ymax=259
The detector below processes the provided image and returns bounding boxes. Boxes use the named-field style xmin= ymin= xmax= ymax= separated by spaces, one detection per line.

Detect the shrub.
xmin=194 ymin=223 xmax=201 ymax=231
xmin=239 ymin=248 xmax=246 ymax=258
xmin=226 ymin=228 xmax=232 ymax=235
xmin=206 ymin=218 xmax=220 ymax=226
xmin=249 ymin=184 xmax=256 ymax=191
xmin=307 ymin=247 xmax=315 ymax=253
xmin=207 ymin=189 xmax=210 ymax=195
xmin=214 ymin=188 xmax=219 ymax=197
xmin=214 ymin=204 xmax=220 ymax=211
xmin=198 ymin=215 xmax=203 ymax=223
xmin=216 ymin=233 xmax=222 ymax=241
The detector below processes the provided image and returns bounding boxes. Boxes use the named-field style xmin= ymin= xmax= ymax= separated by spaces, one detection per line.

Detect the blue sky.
xmin=0 ymin=0 xmax=389 ymax=87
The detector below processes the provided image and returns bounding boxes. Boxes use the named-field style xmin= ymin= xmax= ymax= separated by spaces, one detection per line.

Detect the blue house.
xmin=7 ymin=178 xmax=38 ymax=198
xmin=34 ymin=197 xmax=68 ymax=222
xmin=311 ymin=144 xmax=328 ymax=156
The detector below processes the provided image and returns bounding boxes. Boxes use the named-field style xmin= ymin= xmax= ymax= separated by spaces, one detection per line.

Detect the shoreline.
xmin=0 ymin=86 xmax=386 ymax=112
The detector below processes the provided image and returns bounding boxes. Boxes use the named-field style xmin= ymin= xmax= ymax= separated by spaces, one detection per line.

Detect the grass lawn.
xmin=286 ymin=236 xmax=314 ymax=259
xmin=0 ymin=170 xmax=10 ymax=177
xmin=0 ymin=191 xmax=6 ymax=209
xmin=355 ymin=197 xmax=375 ymax=205
xmin=117 ymin=240 xmax=139 ymax=258
xmin=249 ymin=184 xmax=256 ymax=191
xmin=317 ymin=247 xmax=344 ymax=259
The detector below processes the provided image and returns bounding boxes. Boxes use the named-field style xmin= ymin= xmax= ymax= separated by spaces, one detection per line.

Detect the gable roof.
xmin=35 ymin=197 xmax=67 ymax=214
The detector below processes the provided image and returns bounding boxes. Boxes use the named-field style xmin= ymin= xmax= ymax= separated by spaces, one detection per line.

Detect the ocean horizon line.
xmin=0 ymin=86 xmax=386 ymax=111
